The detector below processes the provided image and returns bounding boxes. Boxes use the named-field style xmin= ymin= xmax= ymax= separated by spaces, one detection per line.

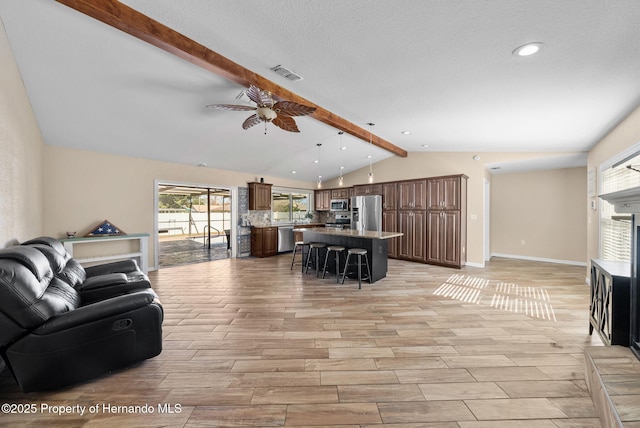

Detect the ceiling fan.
xmin=207 ymin=85 xmax=316 ymax=133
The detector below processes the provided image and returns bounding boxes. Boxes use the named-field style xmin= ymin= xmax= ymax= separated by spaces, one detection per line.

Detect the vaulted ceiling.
xmin=1 ymin=1 xmax=639 ymax=182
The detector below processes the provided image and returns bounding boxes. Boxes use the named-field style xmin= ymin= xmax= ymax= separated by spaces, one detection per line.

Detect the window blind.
xmin=600 ymin=152 xmax=640 ymax=261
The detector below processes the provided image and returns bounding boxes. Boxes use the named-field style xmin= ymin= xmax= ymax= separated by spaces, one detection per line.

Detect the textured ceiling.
xmin=1 ymin=0 xmax=639 ymax=182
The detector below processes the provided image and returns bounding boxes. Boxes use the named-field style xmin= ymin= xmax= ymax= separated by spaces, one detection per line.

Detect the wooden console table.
xmin=61 ymin=233 xmax=149 ymax=273
xmin=589 ymin=259 xmax=630 ymax=346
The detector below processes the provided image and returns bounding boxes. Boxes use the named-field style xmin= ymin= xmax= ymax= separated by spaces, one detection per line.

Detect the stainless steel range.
xmin=325 ymin=213 xmax=351 ymax=229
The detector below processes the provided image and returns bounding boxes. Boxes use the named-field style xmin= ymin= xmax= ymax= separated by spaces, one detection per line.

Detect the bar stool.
xmin=290 ymin=241 xmax=310 ymax=272
xmin=321 ymin=245 xmax=346 ymax=283
xmin=305 ymin=243 xmax=327 ymax=277
xmin=341 ymin=248 xmax=372 ymax=289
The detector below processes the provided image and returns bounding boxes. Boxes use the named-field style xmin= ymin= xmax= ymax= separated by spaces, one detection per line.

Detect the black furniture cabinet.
xmin=589 ymin=259 xmax=630 ymax=346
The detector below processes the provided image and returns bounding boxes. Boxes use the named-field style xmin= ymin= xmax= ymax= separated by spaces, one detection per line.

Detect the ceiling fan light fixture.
xmin=208 ymin=85 xmax=315 ymax=133
xmin=256 ymin=107 xmax=277 ymax=122
xmin=512 ymin=42 xmax=544 ymax=57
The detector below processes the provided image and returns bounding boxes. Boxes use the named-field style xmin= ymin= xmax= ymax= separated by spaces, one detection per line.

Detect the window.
xmin=600 ymin=145 xmax=640 ymax=261
xmin=271 ymin=187 xmax=312 ymax=223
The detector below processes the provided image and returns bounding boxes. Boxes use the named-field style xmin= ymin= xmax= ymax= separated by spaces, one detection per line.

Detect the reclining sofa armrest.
xmin=80 ymin=273 xmax=128 ymax=291
xmin=85 ymin=259 xmax=140 ymax=277
xmin=33 ymin=290 xmax=161 ymax=335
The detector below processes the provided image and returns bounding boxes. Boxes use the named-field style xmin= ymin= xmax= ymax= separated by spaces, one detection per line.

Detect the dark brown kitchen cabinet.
xmin=398 ymin=210 xmax=426 ymax=262
xmin=426 ymin=174 xmax=467 ymax=268
xmin=314 ymin=189 xmax=331 ymax=211
xmin=427 ymin=175 xmax=463 ymax=210
xmin=383 ymin=210 xmax=398 ymax=258
xmin=331 ymin=188 xmax=351 ymax=199
xmin=353 ymin=184 xmax=383 ymax=196
xmin=382 ymin=183 xmax=397 ymax=211
xmin=426 ymin=210 xmax=463 ymax=267
xmin=248 ymin=182 xmax=272 ymax=211
xmin=398 ymin=179 xmax=427 ymax=210
xmin=251 ymin=226 xmax=277 ymax=258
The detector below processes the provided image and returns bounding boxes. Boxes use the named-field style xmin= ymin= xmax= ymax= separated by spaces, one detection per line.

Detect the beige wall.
xmin=43 ymin=145 xmax=313 ymax=268
xmin=587 ymin=105 xmax=640 ymax=268
xmin=0 ymin=20 xmax=43 ymax=247
xmin=491 ymin=167 xmax=587 ymax=264
xmin=44 ymin=147 xmax=592 ymax=269
xmin=335 ymin=151 xmax=586 ymax=266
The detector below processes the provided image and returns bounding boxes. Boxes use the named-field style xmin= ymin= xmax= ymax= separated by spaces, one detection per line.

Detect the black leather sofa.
xmin=0 ymin=238 xmax=163 ymax=392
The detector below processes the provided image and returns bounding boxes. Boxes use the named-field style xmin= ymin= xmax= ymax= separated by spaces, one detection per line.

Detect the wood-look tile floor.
xmin=0 ymin=256 xmax=606 ymax=427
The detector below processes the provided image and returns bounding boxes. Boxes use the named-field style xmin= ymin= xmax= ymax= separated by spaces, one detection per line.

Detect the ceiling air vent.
xmin=271 ymin=65 xmax=303 ymax=82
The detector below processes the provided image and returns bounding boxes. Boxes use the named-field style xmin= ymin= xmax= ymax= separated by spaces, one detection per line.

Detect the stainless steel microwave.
xmin=330 ymin=199 xmax=349 ymax=212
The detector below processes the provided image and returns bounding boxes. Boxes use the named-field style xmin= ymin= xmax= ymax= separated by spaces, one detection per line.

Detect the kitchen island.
xmin=294 ymin=227 xmax=403 ymax=283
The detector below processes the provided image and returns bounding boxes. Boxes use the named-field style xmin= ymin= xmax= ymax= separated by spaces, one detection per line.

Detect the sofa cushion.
xmin=58 ymin=258 xmax=87 ymax=289
xmin=29 ymin=243 xmax=68 ymax=275
xmin=0 ymin=246 xmax=51 ymax=282
xmin=22 ymin=236 xmax=69 ymax=260
xmin=0 ymin=247 xmax=57 ymax=330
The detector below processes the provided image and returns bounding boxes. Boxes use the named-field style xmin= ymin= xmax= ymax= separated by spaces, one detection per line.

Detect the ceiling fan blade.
xmin=246 ymin=85 xmax=273 ymax=107
xmin=273 ymin=101 xmax=316 ymax=117
xmin=206 ymin=104 xmax=256 ymax=111
xmin=242 ymin=113 xmax=262 ymax=130
xmin=272 ymin=115 xmax=300 ymax=132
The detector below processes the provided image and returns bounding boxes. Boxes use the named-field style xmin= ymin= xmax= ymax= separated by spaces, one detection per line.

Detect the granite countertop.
xmin=252 ymin=223 xmax=325 ymax=229
xmin=294 ymin=227 xmax=403 ymax=240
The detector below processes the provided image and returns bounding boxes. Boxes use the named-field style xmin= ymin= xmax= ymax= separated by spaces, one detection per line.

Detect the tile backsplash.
xmin=244 ymin=210 xmax=271 ymax=227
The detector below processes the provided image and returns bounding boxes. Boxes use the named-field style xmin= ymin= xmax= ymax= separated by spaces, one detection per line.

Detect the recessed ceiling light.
xmin=291 ymin=171 xmax=297 ymax=174
xmin=421 ymin=144 xmax=429 ymax=148
xmin=512 ymin=42 xmax=544 ymax=57
xmin=341 ymin=146 xmax=347 ymax=151
xmin=314 ymin=159 xmax=319 ymax=164
xmin=367 ymin=155 xmax=372 ymax=159
xmin=197 ymin=162 xmax=208 ymax=167
xmin=401 ymin=131 xmax=412 ymax=135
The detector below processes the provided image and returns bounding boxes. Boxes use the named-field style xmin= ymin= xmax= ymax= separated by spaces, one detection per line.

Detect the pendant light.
xmin=367 ymin=123 xmax=375 ymax=183
xmin=338 ymin=131 xmax=344 ymax=186
xmin=315 ymin=143 xmax=322 ymax=188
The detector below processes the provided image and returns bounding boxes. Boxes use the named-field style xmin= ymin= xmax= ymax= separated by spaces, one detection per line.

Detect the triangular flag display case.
xmin=84 ymin=220 xmax=126 ymax=237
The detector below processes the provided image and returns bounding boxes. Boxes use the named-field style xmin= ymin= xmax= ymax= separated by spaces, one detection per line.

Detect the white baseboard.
xmin=490 ymin=253 xmax=587 ymax=267
xmin=465 ymin=261 xmax=485 ymax=268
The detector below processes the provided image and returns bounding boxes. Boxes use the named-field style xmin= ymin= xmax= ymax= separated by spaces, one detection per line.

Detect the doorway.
xmin=155 ymin=181 xmax=236 ymax=268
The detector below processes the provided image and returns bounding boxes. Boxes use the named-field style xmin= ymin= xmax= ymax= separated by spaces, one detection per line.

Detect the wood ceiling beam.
xmin=55 ymin=0 xmax=408 ymax=158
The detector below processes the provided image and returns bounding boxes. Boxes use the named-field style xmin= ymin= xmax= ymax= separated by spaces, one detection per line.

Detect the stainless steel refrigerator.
xmin=351 ymin=195 xmax=382 ymax=232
